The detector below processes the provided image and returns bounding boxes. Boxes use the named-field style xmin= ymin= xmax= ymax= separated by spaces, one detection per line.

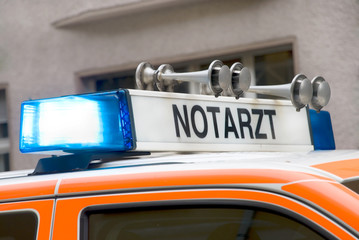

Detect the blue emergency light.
xmin=20 ymin=90 xmax=134 ymax=153
xmin=309 ymin=109 xmax=335 ymax=150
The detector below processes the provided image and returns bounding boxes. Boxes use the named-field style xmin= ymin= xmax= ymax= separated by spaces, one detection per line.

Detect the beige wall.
xmin=0 ymin=0 xmax=358 ymax=170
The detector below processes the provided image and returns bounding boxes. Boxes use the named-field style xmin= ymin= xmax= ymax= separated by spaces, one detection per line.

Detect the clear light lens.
xmin=20 ymin=90 xmax=134 ymax=153
xmin=38 ymin=98 xmax=102 ymax=146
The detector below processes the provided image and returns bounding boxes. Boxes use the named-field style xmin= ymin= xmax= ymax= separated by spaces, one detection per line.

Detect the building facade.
xmin=0 ymin=0 xmax=358 ymax=170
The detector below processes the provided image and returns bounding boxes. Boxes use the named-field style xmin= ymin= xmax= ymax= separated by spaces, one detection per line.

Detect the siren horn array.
xmin=135 ymin=61 xmax=330 ymax=112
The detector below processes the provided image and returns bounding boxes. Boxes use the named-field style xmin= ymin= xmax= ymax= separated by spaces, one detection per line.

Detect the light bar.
xmin=20 ymin=89 xmax=319 ymax=154
xmin=20 ymin=90 xmax=134 ymax=153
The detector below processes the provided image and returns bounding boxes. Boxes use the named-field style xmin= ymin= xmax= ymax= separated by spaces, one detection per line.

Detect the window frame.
xmin=0 ymin=199 xmax=55 ymax=239
xmin=0 ymin=209 xmax=39 ymax=240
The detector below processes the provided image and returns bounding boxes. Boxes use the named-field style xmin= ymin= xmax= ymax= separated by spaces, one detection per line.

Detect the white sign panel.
xmin=129 ymin=90 xmax=313 ymax=152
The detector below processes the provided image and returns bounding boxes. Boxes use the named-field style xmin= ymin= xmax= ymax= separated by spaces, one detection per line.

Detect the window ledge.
xmin=52 ymin=0 xmax=203 ymax=28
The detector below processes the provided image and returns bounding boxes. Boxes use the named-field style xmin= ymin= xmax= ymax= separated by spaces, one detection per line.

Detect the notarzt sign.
xmin=129 ymin=90 xmax=313 ymax=152
xmin=172 ymin=105 xmax=276 ymax=140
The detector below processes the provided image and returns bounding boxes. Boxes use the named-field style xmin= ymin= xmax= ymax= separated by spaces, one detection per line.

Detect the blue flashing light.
xmin=20 ymin=90 xmax=134 ymax=153
xmin=309 ymin=109 xmax=335 ymax=150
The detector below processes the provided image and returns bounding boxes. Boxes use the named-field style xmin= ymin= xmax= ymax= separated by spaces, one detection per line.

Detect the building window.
xmin=254 ymin=50 xmax=294 ymax=99
xmin=81 ymin=68 xmax=191 ymax=94
xmin=81 ymin=46 xmax=294 ymax=99
xmin=255 ymin=50 xmax=294 ymax=86
xmin=81 ymin=70 xmax=136 ymax=93
xmin=0 ymin=89 xmax=9 ymax=171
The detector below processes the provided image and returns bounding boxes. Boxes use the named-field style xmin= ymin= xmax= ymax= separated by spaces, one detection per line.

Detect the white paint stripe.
xmin=49 ymin=200 xmax=57 ymax=240
xmin=55 ymin=178 xmax=62 ymax=195
xmin=282 ymin=178 xmax=338 ymax=187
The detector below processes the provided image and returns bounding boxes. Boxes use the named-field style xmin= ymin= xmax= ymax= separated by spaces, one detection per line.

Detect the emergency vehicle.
xmin=1 ymin=60 xmax=359 ymax=240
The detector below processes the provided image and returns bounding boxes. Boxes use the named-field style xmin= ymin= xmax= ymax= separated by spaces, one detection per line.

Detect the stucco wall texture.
xmin=0 ymin=0 xmax=358 ymax=170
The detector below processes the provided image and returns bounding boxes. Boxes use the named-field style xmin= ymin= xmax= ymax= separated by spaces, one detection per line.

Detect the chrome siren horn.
xmin=155 ymin=64 xmax=178 ymax=92
xmin=156 ymin=60 xmax=231 ymax=97
xmin=136 ymin=62 xmax=157 ymax=90
xmin=311 ymin=76 xmax=331 ymax=112
xmin=248 ymin=74 xmax=313 ymax=111
xmin=229 ymin=62 xmax=251 ymax=99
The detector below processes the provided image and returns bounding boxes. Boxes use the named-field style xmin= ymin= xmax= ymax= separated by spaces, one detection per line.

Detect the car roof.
xmin=0 ymin=150 xmax=358 ymax=203
xmin=99 ymin=150 xmax=359 ymax=179
xmin=1 ymin=150 xmax=359 ymax=182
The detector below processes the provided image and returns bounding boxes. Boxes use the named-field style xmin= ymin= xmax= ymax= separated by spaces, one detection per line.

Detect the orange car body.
xmin=1 ymin=151 xmax=359 ymax=239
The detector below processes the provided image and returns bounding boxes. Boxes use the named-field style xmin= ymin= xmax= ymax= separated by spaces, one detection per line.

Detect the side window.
xmin=0 ymin=211 xmax=38 ymax=240
xmin=343 ymin=180 xmax=359 ymax=194
xmin=85 ymin=207 xmax=325 ymax=240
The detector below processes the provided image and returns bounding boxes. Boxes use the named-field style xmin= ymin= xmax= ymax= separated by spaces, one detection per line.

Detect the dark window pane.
xmin=0 ymin=211 xmax=37 ymax=240
xmin=255 ymin=50 xmax=294 ymax=85
xmin=112 ymin=76 xmax=136 ymax=90
xmin=83 ymin=72 xmax=136 ymax=92
xmin=0 ymin=153 xmax=9 ymax=171
xmin=85 ymin=68 xmax=190 ymax=93
xmin=343 ymin=180 xmax=359 ymax=194
xmin=94 ymin=75 xmax=136 ymax=92
xmin=173 ymin=81 xmax=189 ymax=93
xmin=0 ymin=89 xmax=8 ymax=137
xmin=222 ymin=59 xmax=242 ymax=68
xmin=255 ymin=51 xmax=294 ymax=99
xmin=0 ymin=89 xmax=6 ymax=122
xmin=95 ymin=79 xmax=110 ymax=92
xmin=87 ymin=207 xmax=325 ymax=240
xmin=0 ymin=123 xmax=8 ymax=138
